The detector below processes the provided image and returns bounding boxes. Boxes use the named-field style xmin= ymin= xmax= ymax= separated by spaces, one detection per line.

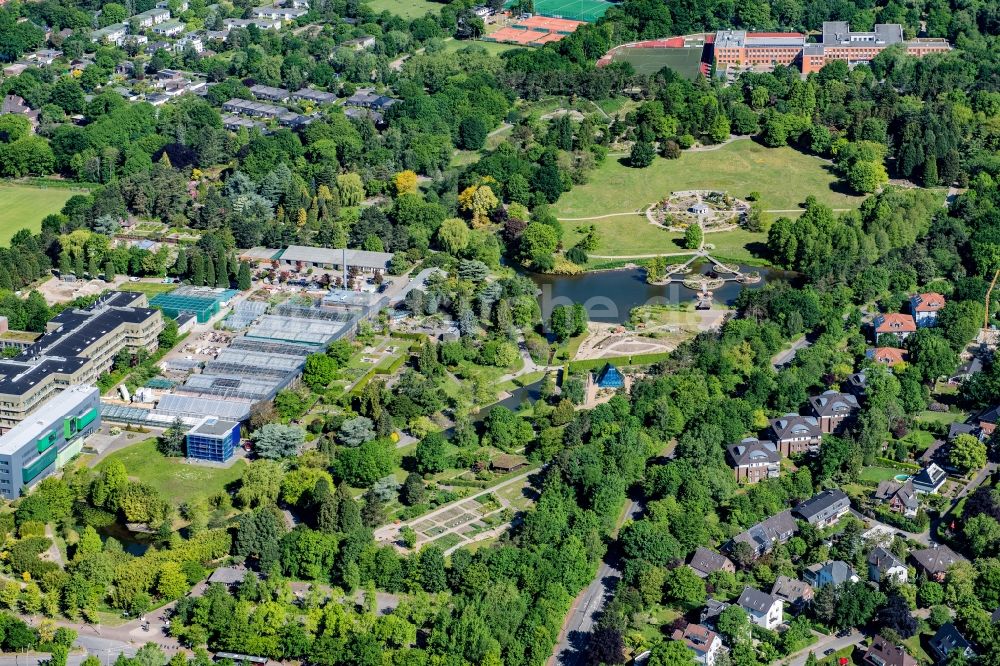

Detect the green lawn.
xmin=859 ymin=466 xmax=907 ymax=483
xmin=0 ymin=183 xmax=78 ymax=246
xmin=97 ymin=438 xmax=246 ymax=506
xmin=554 ymin=140 xmax=865 ymax=219
xmin=609 ymin=46 xmax=704 ymax=78
xmin=363 ymin=0 xmax=442 ymax=19
xmin=117 ymin=282 xmax=177 ymax=297
xmin=704 ymin=228 xmax=770 ymax=264
xmin=564 ymin=214 xmax=684 ymax=257
xmin=915 ymin=409 xmax=967 ymax=426
xmin=441 ymin=39 xmax=525 ymax=56
xmin=901 ymin=633 xmax=934 ymax=664
xmin=555 ymin=140 xmax=868 ymax=263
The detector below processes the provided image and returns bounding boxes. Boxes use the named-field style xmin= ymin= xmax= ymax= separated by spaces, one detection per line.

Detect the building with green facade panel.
xmin=0 ymin=385 xmax=100 ymax=499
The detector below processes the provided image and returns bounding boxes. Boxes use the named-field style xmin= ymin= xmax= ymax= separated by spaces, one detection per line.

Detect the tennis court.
xmin=610 ymin=45 xmax=705 ymax=77
xmin=506 ymin=0 xmax=612 ymax=22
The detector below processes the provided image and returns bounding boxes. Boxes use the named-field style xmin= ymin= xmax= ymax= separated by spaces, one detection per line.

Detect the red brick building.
xmin=714 ymin=22 xmax=950 ymax=74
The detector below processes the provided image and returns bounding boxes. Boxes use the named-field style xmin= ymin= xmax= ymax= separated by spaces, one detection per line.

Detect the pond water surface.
xmin=530 ymin=261 xmax=798 ymax=323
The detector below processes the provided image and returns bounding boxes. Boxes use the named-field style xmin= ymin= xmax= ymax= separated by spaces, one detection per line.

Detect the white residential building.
xmin=737 ymin=587 xmax=783 ymax=630
xmin=672 ymin=625 xmax=723 ymax=666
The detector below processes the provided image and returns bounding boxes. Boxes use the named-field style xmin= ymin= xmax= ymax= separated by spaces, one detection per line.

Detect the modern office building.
xmin=185 ymin=416 xmax=240 ymax=462
xmin=0 ymin=385 xmax=100 ymax=499
xmin=0 ymin=292 xmax=162 ymax=432
xmin=714 ymin=22 xmax=950 ymax=74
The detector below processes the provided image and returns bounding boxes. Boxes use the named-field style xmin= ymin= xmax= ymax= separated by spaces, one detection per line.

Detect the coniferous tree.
xmin=335 ymin=482 xmax=361 ymax=533
xmin=237 ymin=262 xmax=251 ymax=290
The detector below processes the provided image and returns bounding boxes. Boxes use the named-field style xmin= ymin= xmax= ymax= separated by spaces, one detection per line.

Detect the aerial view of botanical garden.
xmin=0 ymin=0 xmax=996 ymax=663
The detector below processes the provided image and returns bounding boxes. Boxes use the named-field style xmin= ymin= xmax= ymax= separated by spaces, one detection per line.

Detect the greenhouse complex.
xmin=150 ymin=286 xmax=241 ymax=323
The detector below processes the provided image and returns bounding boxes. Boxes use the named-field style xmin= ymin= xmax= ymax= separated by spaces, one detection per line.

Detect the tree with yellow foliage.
xmin=458 ymin=184 xmax=498 ymax=228
xmin=394 ymin=170 xmax=419 ymax=196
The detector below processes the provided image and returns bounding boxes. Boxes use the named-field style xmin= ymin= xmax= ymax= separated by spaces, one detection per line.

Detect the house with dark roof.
xmin=688 ymin=547 xmax=735 ymax=578
xmin=912 ymin=463 xmax=947 ymax=494
xmin=207 ymin=565 xmax=256 ymax=586
xmin=345 ymin=88 xmax=399 ymax=112
xmin=930 ymin=623 xmax=975 ymax=664
xmin=949 ymin=356 xmax=983 ymax=385
xmin=910 ymin=292 xmax=946 ymax=327
xmin=491 ymin=453 xmax=527 ymax=473
xmin=873 ymin=313 xmax=917 ymax=342
xmin=873 ymin=479 xmax=919 ymax=518
xmin=803 ymin=560 xmax=858 ymax=588
xmin=1 ymin=95 xmax=39 ymax=130
xmin=727 ymin=437 xmax=780 ymax=484
xmin=865 ymin=635 xmax=918 ymax=666
xmin=977 ymin=405 xmax=1000 ymax=439
xmin=671 ymin=624 xmax=723 ymax=666
xmin=846 ymin=370 xmax=868 ymax=397
xmin=729 ymin=509 xmax=798 ymax=558
xmin=700 ymin=599 xmax=731 ymax=629
xmin=737 ymin=587 xmax=783 ymax=629
xmin=912 ymin=545 xmax=966 ymax=582
xmin=768 ymin=414 xmax=822 ymax=457
xmin=770 ymin=576 xmax=813 ymax=611
xmin=250 ymin=84 xmax=290 ymax=102
xmin=868 ymin=546 xmax=907 ymax=584
xmin=291 ymin=88 xmax=337 ymax=105
xmin=947 ymin=422 xmax=980 ymax=442
xmin=809 ymin=391 xmax=859 ymax=433
xmin=793 ymin=489 xmax=850 ymax=527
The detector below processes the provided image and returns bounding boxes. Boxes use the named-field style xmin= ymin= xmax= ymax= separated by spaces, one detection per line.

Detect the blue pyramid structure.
xmin=595 ymin=363 xmax=624 ymax=389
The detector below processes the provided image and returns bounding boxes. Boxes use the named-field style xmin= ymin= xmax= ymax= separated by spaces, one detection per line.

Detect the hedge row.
xmin=874 ymin=457 xmax=922 ymax=471
xmin=567 ymin=352 xmax=672 ymax=374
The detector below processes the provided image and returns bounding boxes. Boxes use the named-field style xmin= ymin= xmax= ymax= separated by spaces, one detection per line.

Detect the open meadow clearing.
xmin=554 ymin=139 xmax=865 ymax=219
xmin=364 ymin=0 xmax=444 ymax=18
xmin=0 ymin=183 xmax=78 ymax=246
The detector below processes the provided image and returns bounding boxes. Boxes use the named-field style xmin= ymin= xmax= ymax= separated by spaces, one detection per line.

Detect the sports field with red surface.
xmin=485 ymin=15 xmax=585 ymax=46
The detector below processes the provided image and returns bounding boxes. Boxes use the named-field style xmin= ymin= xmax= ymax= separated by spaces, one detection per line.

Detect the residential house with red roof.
xmin=867 ymin=347 xmax=907 ymax=366
xmin=910 ymin=292 xmax=946 ymax=327
xmin=873 ymin=313 xmax=916 ymax=343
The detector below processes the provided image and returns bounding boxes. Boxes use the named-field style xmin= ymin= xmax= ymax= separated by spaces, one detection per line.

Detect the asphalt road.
xmin=548 ymin=498 xmax=644 ymax=666
xmin=771 ymin=335 xmax=814 ymax=369
xmin=782 ymin=629 xmax=864 ymax=666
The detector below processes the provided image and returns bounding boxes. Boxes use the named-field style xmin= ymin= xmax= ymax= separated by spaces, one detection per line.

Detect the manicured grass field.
xmin=364 ymin=0 xmax=443 ymax=19
xmin=610 ymin=46 xmax=704 ymax=78
xmin=117 ymin=282 xmax=177 ymax=297
xmin=564 ymin=213 xmax=684 ymax=257
xmin=859 ymin=466 xmax=907 ymax=483
xmin=0 ymin=183 xmax=77 ymax=246
xmin=554 ymin=140 xmax=865 ymax=219
xmin=915 ymin=409 xmax=967 ymax=426
xmin=98 ymin=438 xmax=246 ymax=505
xmin=704 ymin=228 xmax=770 ymax=264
